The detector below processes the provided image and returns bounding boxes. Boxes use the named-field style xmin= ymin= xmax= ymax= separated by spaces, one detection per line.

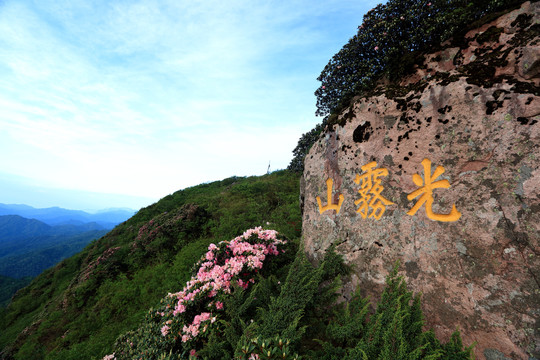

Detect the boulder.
xmin=301 ymin=2 xmax=540 ymax=359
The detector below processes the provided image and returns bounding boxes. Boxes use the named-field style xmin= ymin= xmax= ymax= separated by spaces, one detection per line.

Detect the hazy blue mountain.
xmin=0 ymin=203 xmax=135 ymax=229
xmin=0 ymin=214 xmax=108 ymax=306
xmin=0 ymin=229 xmax=107 ymax=279
xmin=0 ymin=274 xmax=31 ymax=308
xmin=0 ymin=215 xmax=52 ymax=241
xmin=0 ymin=215 xmax=108 ymax=278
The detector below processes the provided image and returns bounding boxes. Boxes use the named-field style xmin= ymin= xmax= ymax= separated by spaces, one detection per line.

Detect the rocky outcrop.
xmin=301 ymin=2 xmax=540 ymax=359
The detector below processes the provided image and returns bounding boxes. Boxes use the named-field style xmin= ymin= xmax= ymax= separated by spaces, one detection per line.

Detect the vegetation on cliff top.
xmin=288 ymin=0 xmax=527 ymax=172
xmin=314 ymin=0 xmax=526 ymax=118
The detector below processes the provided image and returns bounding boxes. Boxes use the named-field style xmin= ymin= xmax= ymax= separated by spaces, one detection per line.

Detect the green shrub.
xmin=290 ymin=0 xmax=525 ymax=171
xmin=315 ymin=0 xmax=525 ymax=118
xmin=235 ymin=336 xmax=300 ymax=360
xmin=106 ymin=239 xmax=474 ymax=360
xmin=308 ymin=262 xmax=475 ymax=360
xmin=287 ymin=123 xmax=324 ymax=172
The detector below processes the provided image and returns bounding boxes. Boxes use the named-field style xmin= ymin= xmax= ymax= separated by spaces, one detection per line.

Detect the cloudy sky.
xmin=0 ymin=0 xmax=380 ymax=211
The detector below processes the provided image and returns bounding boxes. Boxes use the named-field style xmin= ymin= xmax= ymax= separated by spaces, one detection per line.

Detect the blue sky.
xmin=0 ymin=0 xmax=380 ymax=211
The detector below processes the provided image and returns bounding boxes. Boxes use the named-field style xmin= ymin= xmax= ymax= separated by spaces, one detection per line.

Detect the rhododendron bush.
xmin=314 ymin=0 xmax=524 ymax=118
xmin=106 ymin=227 xmax=288 ymax=359
xmin=289 ymin=0 xmax=524 ymax=172
xmin=104 ymin=228 xmax=474 ymax=360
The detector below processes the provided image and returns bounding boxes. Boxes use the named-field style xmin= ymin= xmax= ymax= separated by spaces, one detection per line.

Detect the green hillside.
xmin=0 ymin=171 xmax=302 ymax=359
xmin=0 ymin=170 xmax=474 ymax=359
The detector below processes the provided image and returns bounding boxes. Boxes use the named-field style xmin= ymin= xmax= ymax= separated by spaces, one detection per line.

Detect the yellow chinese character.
xmin=316 ymin=178 xmax=344 ymax=214
xmin=354 ymin=161 xmax=394 ymax=220
xmin=407 ymin=158 xmax=461 ymax=222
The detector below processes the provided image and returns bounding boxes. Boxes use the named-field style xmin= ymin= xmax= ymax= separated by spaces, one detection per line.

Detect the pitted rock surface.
xmin=302 ymin=3 xmax=539 ymax=359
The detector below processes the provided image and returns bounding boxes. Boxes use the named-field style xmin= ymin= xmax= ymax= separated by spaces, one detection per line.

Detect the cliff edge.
xmin=302 ymin=2 xmax=540 ymax=359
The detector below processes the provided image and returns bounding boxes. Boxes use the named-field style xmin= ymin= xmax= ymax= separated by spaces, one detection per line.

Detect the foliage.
xmin=0 ymin=276 xmax=32 ymax=308
xmin=287 ymin=123 xmax=324 ymax=172
xmin=315 ymin=0 xmax=525 ymax=118
xmin=104 ymin=247 xmax=474 ymax=360
xmin=235 ymin=336 xmax=300 ymax=360
xmin=0 ymin=170 xmax=301 ymax=359
xmin=107 ymin=228 xmax=289 ymax=359
xmin=289 ymin=0 xmax=525 ymax=172
xmin=308 ymin=262 xmax=475 ymax=359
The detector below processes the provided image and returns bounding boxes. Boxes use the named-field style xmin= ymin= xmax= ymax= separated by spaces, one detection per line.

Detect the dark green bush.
xmin=287 ymin=123 xmax=324 ymax=172
xmin=290 ymin=0 xmax=525 ymax=172
xmin=315 ymin=0 xmax=524 ymax=118
xmin=105 ymin=242 xmax=474 ymax=360
xmin=306 ymin=262 xmax=475 ymax=360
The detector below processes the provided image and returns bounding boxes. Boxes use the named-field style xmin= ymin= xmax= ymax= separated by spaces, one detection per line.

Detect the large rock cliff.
xmin=301 ymin=2 xmax=539 ymax=359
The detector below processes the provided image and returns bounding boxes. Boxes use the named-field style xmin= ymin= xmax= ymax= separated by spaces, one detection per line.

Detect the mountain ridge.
xmin=0 ymin=214 xmax=108 ymax=307
xmin=0 ymin=203 xmax=136 ymax=229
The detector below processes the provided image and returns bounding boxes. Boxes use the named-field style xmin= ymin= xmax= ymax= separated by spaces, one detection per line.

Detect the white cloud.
xmin=0 ymin=0 xmax=381 ymax=207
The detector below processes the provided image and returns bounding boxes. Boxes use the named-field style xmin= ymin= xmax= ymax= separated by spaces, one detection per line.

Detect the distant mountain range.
xmin=0 ymin=215 xmax=109 ymax=279
xmin=0 ymin=203 xmax=135 ymax=229
xmin=0 ymin=202 xmax=135 ymax=307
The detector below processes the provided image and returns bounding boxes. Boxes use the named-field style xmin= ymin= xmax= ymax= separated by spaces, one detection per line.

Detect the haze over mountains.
xmin=0 ymin=203 xmax=136 ymax=229
xmin=0 ymin=171 xmax=157 ymax=211
xmin=0 ymin=204 xmax=136 ymax=307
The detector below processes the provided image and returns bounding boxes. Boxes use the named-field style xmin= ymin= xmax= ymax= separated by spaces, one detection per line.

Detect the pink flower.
xmin=322 ymin=85 xmax=326 ymax=89
xmin=374 ymin=46 xmax=379 ymax=51
xmin=173 ymin=302 xmax=186 ymax=316
xmin=158 ymin=228 xmax=286 ymax=345
xmin=427 ymin=2 xmax=431 ymax=5
xmin=190 ymin=349 xmax=197 ymax=357
xmin=238 ymin=279 xmax=249 ymax=290
xmin=161 ymin=325 xmax=170 ymax=336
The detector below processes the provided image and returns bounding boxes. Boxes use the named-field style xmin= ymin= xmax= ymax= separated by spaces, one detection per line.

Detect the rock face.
xmin=301 ymin=3 xmax=540 ymax=359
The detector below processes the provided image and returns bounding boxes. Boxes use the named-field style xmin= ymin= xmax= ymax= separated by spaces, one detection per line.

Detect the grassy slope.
xmin=0 ymin=170 xmax=301 ymax=360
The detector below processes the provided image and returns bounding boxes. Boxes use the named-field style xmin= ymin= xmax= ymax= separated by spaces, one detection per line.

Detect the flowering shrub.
xmin=289 ymin=0 xmax=525 ymax=172
xmin=107 ymin=227 xmax=287 ymax=359
xmin=162 ymin=227 xmax=284 ymax=345
xmin=315 ymin=0 xmax=525 ymax=118
xmin=104 ymin=238 xmax=474 ymax=360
